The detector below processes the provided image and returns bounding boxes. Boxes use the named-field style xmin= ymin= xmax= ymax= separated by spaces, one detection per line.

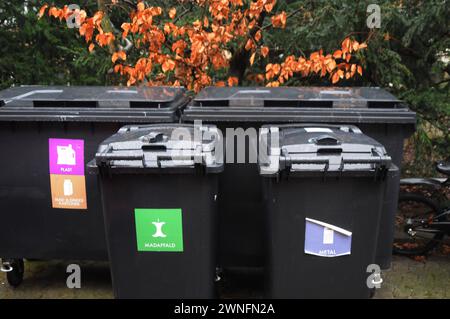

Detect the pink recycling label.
xmin=49 ymin=138 xmax=85 ymax=176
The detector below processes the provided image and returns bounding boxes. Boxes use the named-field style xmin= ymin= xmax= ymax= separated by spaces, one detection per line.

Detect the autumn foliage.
xmin=39 ymin=1 xmax=368 ymax=91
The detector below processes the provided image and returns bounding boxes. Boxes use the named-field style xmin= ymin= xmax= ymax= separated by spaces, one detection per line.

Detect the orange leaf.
xmin=272 ymin=64 xmax=281 ymax=75
xmin=266 ymin=81 xmax=280 ymax=87
xmin=48 ymin=7 xmax=60 ymax=18
xmin=215 ymin=81 xmax=226 ymax=87
xmin=345 ymin=53 xmax=352 ymax=63
xmin=92 ymin=11 xmax=103 ymax=27
xmin=264 ymin=0 xmax=276 ymax=12
xmin=114 ymin=65 xmax=123 ymax=73
xmin=333 ymin=50 xmax=342 ymax=59
xmin=112 ymin=51 xmax=126 ymax=63
xmin=137 ymin=2 xmax=145 ymax=12
xmin=261 ymin=46 xmax=269 ymax=58
xmin=162 ymin=59 xmax=176 ymax=73
xmin=331 ymin=72 xmax=340 ymax=84
xmin=245 ymin=39 xmax=254 ymax=51
xmin=250 ymin=52 xmax=256 ymax=66
xmin=169 ymin=8 xmax=176 ymax=19
xmin=164 ymin=23 xmax=171 ymax=34
xmin=38 ymin=4 xmax=48 ymax=18
xmin=227 ymin=76 xmax=239 ymax=87
xmin=271 ymin=12 xmax=287 ymax=28
xmin=88 ymin=43 xmax=95 ymax=52
xmin=326 ymin=59 xmax=337 ymax=73
xmin=121 ymin=23 xmax=131 ymax=38
xmin=357 ymin=65 xmax=363 ymax=76
xmin=310 ymin=51 xmax=320 ymax=61
xmin=127 ymin=76 xmax=136 ymax=86
xmin=254 ymin=30 xmax=262 ymax=42
xmin=342 ymin=37 xmax=351 ymax=53
xmin=350 ymin=64 xmax=356 ymax=76
xmin=96 ymin=32 xmax=115 ymax=47
xmin=359 ymin=42 xmax=368 ymax=49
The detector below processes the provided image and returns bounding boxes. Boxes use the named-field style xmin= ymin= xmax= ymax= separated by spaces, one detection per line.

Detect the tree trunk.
xmin=229 ymin=12 xmax=266 ymax=84
xmin=97 ymin=0 xmax=115 ymax=53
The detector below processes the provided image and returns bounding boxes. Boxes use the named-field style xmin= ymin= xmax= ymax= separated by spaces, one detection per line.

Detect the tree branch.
xmin=97 ymin=0 xmax=116 ymax=53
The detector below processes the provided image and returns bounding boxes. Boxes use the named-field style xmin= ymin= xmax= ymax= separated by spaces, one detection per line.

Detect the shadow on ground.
xmin=1 ymin=255 xmax=449 ymax=299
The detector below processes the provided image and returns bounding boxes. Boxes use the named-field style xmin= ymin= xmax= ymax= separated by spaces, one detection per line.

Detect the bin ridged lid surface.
xmin=259 ymin=124 xmax=391 ymax=176
xmin=183 ymin=87 xmax=416 ymax=124
xmin=0 ymin=86 xmax=189 ymax=122
xmin=89 ymin=124 xmax=223 ymax=173
xmin=192 ymin=86 xmax=401 ymax=108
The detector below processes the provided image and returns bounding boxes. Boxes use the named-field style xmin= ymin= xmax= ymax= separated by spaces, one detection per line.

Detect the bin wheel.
xmin=369 ymin=288 xmax=376 ymax=299
xmin=6 ymin=259 xmax=24 ymax=288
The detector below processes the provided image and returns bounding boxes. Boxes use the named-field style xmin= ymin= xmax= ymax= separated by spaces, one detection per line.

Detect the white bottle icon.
xmin=63 ymin=179 xmax=74 ymax=196
xmin=57 ymin=144 xmax=76 ymax=166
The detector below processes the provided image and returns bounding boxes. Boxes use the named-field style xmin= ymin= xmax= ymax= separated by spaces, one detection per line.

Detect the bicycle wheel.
xmin=393 ymin=192 xmax=445 ymax=256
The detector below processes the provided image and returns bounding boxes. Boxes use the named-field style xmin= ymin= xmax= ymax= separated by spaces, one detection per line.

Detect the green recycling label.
xmin=134 ymin=208 xmax=184 ymax=252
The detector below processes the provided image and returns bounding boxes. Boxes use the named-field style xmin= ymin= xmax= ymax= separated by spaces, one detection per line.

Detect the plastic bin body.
xmin=259 ymin=124 xmax=392 ymax=298
xmin=182 ymin=87 xmax=415 ymax=270
xmin=98 ymin=173 xmax=218 ymax=298
xmin=89 ymin=124 xmax=222 ymax=299
xmin=377 ymin=165 xmax=401 ymax=269
xmin=0 ymin=86 xmax=188 ymax=261
xmin=218 ymin=122 xmax=263 ymax=268
xmin=264 ymin=176 xmax=384 ymax=298
xmin=0 ymin=122 xmax=117 ymax=260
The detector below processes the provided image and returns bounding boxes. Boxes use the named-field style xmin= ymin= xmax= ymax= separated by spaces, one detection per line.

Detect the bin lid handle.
xmin=281 ymin=157 xmax=330 ymax=172
xmin=313 ymin=135 xmax=340 ymax=146
xmin=141 ymin=132 xmax=167 ymax=143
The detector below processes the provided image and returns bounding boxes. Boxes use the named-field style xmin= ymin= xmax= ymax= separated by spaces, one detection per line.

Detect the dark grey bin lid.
xmin=192 ymin=86 xmax=402 ymax=107
xmin=183 ymin=87 xmax=416 ymax=124
xmin=259 ymin=124 xmax=392 ymax=176
xmin=88 ymin=124 xmax=223 ymax=174
xmin=0 ymin=86 xmax=189 ymax=122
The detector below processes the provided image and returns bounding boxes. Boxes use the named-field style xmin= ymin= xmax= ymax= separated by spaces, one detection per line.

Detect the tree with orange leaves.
xmin=39 ymin=1 xmax=368 ymax=92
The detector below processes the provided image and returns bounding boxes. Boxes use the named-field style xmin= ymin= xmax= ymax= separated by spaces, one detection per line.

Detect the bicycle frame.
xmin=430 ymin=208 xmax=450 ymax=235
xmin=400 ymin=176 xmax=450 ymax=236
xmin=400 ymin=177 xmax=447 ymax=190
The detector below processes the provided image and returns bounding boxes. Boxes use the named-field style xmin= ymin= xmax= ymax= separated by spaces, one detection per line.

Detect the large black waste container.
xmin=88 ymin=124 xmax=223 ymax=299
xmin=259 ymin=124 xmax=393 ymax=298
xmin=0 ymin=86 xmax=188 ymax=285
xmin=182 ymin=87 xmax=415 ymax=270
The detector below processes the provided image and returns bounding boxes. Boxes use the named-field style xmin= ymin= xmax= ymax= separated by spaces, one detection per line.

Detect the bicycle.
xmin=393 ymin=161 xmax=450 ymax=256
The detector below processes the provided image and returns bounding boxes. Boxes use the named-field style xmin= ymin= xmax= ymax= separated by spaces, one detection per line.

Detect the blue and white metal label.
xmin=304 ymin=218 xmax=352 ymax=257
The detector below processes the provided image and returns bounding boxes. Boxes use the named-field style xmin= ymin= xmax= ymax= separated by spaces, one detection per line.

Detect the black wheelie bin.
xmin=258 ymin=124 xmax=394 ymax=298
xmin=182 ymin=87 xmax=415 ymax=271
xmin=88 ymin=124 xmax=223 ymax=298
xmin=0 ymin=86 xmax=189 ymax=286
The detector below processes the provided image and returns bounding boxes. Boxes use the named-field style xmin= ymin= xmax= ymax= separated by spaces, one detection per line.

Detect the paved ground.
xmin=0 ymin=260 xmax=113 ymax=299
xmin=1 ymin=254 xmax=449 ymax=299
xmin=375 ymin=254 xmax=450 ymax=299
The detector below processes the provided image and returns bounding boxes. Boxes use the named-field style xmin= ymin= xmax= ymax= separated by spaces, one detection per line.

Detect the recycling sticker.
xmin=49 ymin=138 xmax=87 ymax=210
xmin=134 ymin=208 xmax=184 ymax=252
xmin=304 ymin=218 xmax=352 ymax=257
